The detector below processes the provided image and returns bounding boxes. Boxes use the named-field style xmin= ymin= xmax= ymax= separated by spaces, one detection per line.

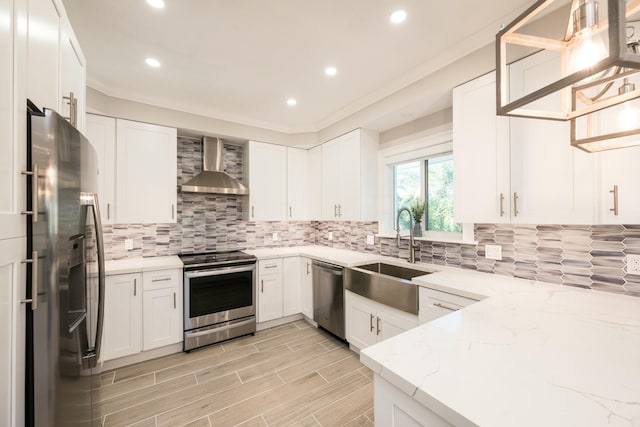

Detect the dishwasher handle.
xmin=311 ymin=260 xmax=343 ymax=272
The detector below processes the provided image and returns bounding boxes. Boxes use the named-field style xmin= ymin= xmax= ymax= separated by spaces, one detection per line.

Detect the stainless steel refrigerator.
xmin=25 ymin=104 xmax=105 ymax=426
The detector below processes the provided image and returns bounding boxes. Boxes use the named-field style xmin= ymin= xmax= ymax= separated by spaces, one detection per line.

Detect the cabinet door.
xmin=0 ymin=237 xmax=26 ymax=427
xmin=0 ymin=0 xmax=25 ymax=241
xmin=300 ymin=257 xmax=313 ymax=319
xmin=27 ymin=0 xmax=60 ymax=111
xmin=59 ymin=15 xmax=85 ymax=132
xmin=321 ymin=138 xmax=342 ymax=220
xmin=85 ymin=114 xmax=116 ymax=224
xmin=246 ymin=141 xmax=287 ymax=221
xmin=599 ymin=147 xmax=640 ymax=223
xmin=286 ymin=147 xmax=309 ymax=220
xmin=377 ymin=305 xmax=418 ymax=343
xmin=453 ymin=71 xmax=510 ymax=224
xmin=143 ymin=287 xmax=181 ymax=350
xmin=308 ymin=145 xmax=322 ymax=220
xmin=345 ymin=291 xmax=376 ymax=350
xmin=102 ymin=274 xmax=142 ymax=361
xmin=338 ymin=131 xmax=362 ymax=221
xmin=257 ymin=273 xmax=283 ymax=323
xmin=116 ymin=119 xmax=177 ymax=224
xmin=282 ymin=257 xmax=301 ymax=317
xmin=509 ymin=51 xmax=596 ymax=224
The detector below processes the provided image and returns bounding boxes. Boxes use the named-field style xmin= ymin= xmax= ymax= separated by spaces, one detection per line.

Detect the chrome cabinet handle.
xmin=261 ymin=280 xmax=264 ymax=293
xmin=370 ymin=314 xmax=375 ymax=332
xmin=289 ymin=206 xmax=292 ymax=218
xmin=376 ymin=316 xmax=381 ymax=335
xmin=63 ymin=92 xmax=77 ymax=127
xmin=338 ymin=204 xmax=342 ymax=217
xmin=107 ymin=203 xmax=110 ymax=220
xmin=251 ymin=205 xmax=255 ymax=218
xmin=434 ymin=302 xmax=459 ymax=312
xmin=134 ymin=278 xmax=137 ymax=296
xmin=152 ymin=277 xmax=172 ymax=282
xmin=499 ymin=192 xmax=505 ymax=217
xmin=172 ymin=204 xmax=175 ymax=220
xmin=306 ymin=262 xmax=310 ymax=275
xmin=264 ymin=265 xmax=277 ymax=269
xmin=21 ymin=251 xmax=38 ymax=310
xmin=21 ymin=165 xmax=39 ymax=221
xmin=334 ymin=204 xmax=338 ymax=217
xmin=610 ymin=185 xmax=619 ymax=216
xmin=173 ymin=292 xmax=176 ymax=309
xmin=513 ymin=192 xmax=519 ymax=217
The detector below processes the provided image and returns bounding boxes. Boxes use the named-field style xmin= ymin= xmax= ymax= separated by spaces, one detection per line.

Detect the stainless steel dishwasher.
xmin=312 ymin=260 xmax=345 ymax=340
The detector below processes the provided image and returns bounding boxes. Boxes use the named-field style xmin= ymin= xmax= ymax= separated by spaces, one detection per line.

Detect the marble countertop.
xmin=361 ymin=271 xmax=640 ymax=426
xmin=105 ymin=255 xmax=183 ymax=275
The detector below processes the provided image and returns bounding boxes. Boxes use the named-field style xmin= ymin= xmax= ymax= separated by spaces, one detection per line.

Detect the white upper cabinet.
xmin=0 ymin=0 xmax=26 ymax=240
xmin=116 ymin=119 xmax=177 ymax=224
xmin=509 ymin=51 xmax=596 ymax=224
xmin=453 ymin=71 xmax=510 ymax=224
xmin=27 ymin=0 xmax=60 ymax=112
xmin=59 ymin=13 xmax=85 ymax=132
xmin=599 ymin=147 xmax=640 ymax=224
xmin=453 ymin=52 xmax=597 ymax=225
xmin=307 ymin=145 xmax=322 ymax=220
xmin=85 ymin=114 xmax=116 ymax=224
xmin=286 ymin=147 xmax=309 ymax=220
xmin=321 ymin=129 xmax=378 ymax=221
xmin=244 ymin=141 xmax=287 ymax=221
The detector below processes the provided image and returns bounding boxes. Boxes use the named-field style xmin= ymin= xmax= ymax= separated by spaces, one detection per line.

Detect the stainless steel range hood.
xmin=181 ymin=137 xmax=249 ymax=195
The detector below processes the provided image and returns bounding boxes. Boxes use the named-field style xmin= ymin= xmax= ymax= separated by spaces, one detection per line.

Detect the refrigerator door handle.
xmin=81 ymin=193 xmax=105 ymax=368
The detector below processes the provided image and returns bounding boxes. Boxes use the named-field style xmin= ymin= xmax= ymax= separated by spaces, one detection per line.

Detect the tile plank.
xmin=277 ymin=347 xmax=353 ymax=383
xmin=313 ymin=383 xmax=373 ymax=426
xmin=316 ymin=354 xmax=363 ymax=382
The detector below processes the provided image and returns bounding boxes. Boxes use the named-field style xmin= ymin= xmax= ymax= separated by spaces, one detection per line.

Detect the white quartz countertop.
xmin=105 ymin=255 xmax=183 ymax=275
xmin=246 ymin=246 xmax=380 ymax=267
xmin=361 ymin=271 xmax=640 ymax=426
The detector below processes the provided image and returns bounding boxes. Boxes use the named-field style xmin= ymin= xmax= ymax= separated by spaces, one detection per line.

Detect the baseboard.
xmin=98 ymin=342 xmax=183 ymax=372
xmin=257 ymin=313 xmax=303 ymax=331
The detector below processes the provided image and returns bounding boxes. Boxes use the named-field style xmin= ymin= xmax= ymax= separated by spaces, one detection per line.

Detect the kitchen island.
xmin=361 ymin=269 xmax=640 ymax=426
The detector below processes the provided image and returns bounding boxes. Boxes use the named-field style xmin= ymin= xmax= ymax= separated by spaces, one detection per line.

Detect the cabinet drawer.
xmin=419 ymin=287 xmax=479 ymax=324
xmin=259 ymin=259 xmax=282 ymax=275
xmin=143 ymin=269 xmax=181 ymax=291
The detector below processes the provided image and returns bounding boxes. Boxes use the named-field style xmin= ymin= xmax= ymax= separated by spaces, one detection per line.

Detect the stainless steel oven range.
xmin=179 ymin=251 xmax=257 ymax=351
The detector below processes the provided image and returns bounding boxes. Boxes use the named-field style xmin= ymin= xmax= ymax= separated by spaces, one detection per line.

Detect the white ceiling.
xmin=62 ymin=0 xmax=536 ymax=134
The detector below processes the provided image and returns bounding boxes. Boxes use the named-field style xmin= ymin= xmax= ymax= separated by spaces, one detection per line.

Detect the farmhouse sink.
xmin=344 ymin=262 xmax=434 ymax=315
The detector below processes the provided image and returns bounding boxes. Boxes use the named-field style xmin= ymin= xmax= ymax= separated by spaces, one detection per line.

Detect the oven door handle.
xmin=185 ymin=317 xmax=256 ymax=338
xmin=185 ymin=265 xmax=256 ymax=278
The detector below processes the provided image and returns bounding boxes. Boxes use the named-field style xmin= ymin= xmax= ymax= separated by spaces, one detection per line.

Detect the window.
xmin=392 ymin=153 xmax=460 ymax=235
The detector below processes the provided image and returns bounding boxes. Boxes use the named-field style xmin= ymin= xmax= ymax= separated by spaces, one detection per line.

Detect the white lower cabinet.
xmin=257 ymin=256 xmax=306 ymax=323
xmin=283 ymin=257 xmax=302 ymax=316
xmin=345 ymin=290 xmax=417 ymax=351
xmin=142 ymin=269 xmax=182 ymax=351
xmin=102 ymin=268 xmax=182 ymax=362
xmin=257 ymin=259 xmax=284 ymax=322
xmin=300 ymin=257 xmax=313 ymax=319
xmin=375 ymin=375 xmax=453 ymax=427
xmin=0 ymin=237 xmax=26 ymax=427
xmin=102 ymin=273 xmax=142 ymax=361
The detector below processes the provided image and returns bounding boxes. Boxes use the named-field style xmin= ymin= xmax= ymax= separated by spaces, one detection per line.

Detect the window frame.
xmin=377 ymin=130 xmax=475 ymax=244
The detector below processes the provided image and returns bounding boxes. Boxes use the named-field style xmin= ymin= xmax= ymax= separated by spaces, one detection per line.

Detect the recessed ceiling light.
xmin=145 ymin=57 xmax=161 ymax=68
xmin=325 ymin=66 xmax=337 ymax=76
xmin=390 ymin=10 xmax=407 ymax=24
xmin=287 ymin=98 xmax=297 ymax=106
xmin=146 ymin=0 xmax=165 ymax=8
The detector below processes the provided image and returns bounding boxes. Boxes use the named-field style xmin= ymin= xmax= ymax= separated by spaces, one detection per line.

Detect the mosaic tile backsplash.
xmin=102 ymin=137 xmax=639 ymax=298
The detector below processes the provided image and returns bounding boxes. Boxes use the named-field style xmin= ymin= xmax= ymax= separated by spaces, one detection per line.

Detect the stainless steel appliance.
xmin=312 ymin=260 xmax=345 ymax=340
xmin=26 ymin=104 xmax=105 ymax=426
xmin=180 ymin=251 xmax=257 ymax=351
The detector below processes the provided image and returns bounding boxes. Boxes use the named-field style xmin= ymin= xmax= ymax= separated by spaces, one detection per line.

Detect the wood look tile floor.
xmin=98 ymin=321 xmax=374 ymax=427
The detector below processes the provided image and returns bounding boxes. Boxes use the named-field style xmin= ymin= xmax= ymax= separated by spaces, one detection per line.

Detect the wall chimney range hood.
xmin=181 ymin=137 xmax=249 ymax=195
